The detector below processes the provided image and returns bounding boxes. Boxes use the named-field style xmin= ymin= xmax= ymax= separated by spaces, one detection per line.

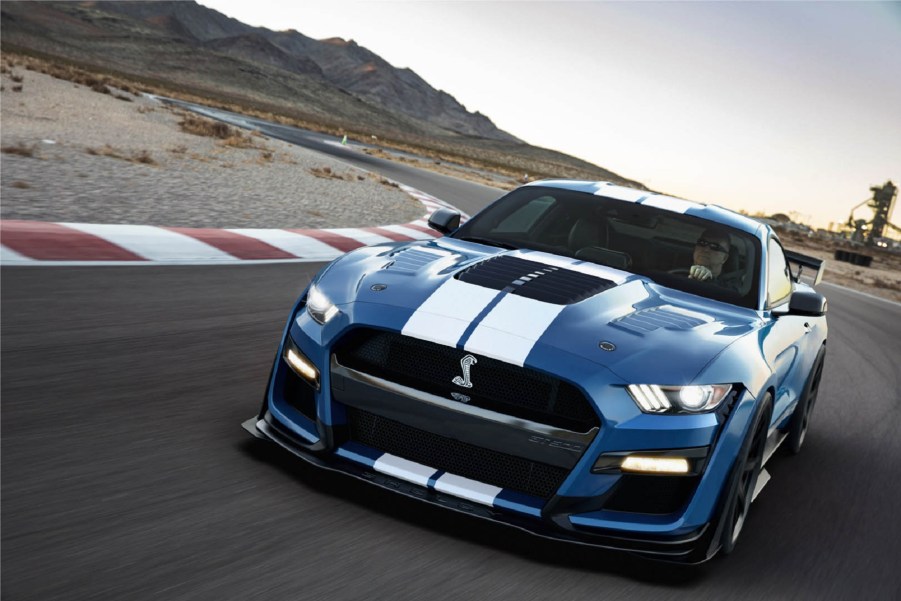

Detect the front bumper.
xmin=243 ymin=411 xmax=715 ymax=562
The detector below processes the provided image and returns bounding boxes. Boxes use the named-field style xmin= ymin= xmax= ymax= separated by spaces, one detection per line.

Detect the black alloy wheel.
xmin=787 ymin=348 xmax=826 ymax=455
xmin=720 ymin=396 xmax=770 ymax=555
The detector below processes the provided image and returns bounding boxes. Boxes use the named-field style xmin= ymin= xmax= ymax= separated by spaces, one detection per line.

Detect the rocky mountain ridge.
xmin=1 ymin=0 xmax=643 ymax=187
xmin=2 ymin=0 xmax=517 ymax=141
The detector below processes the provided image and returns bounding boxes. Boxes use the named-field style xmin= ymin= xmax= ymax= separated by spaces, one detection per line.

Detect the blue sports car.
xmin=244 ymin=180 xmax=828 ymax=563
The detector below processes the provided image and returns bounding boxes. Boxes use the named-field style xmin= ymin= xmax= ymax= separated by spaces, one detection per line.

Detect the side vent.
xmin=457 ymin=255 xmax=615 ymax=304
xmin=384 ymin=248 xmax=450 ymax=273
xmin=611 ymin=305 xmax=711 ymax=334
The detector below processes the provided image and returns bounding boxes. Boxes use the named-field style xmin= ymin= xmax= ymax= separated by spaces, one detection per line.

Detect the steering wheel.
xmin=668 ymin=267 xmax=691 ymax=276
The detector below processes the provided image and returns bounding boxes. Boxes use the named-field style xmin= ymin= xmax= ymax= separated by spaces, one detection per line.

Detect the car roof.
xmin=526 ymin=180 xmax=767 ymax=239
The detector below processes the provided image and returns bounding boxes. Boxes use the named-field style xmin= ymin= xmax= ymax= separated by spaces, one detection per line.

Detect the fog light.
xmin=284 ymin=344 xmax=320 ymax=390
xmin=621 ymin=455 xmax=690 ymax=474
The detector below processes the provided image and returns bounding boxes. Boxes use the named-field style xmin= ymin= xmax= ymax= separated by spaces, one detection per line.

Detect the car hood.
xmin=317 ymin=239 xmax=762 ymax=385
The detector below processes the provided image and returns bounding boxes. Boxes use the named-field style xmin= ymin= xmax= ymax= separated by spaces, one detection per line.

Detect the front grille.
xmin=334 ymin=329 xmax=599 ymax=432
xmin=602 ymin=475 xmax=700 ymax=515
xmin=348 ymin=408 xmax=568 ymax=499
xmin=456 ymin=255 xmax=615 ymax=304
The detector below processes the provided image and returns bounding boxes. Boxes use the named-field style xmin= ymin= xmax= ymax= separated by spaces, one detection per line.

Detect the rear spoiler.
xmin=785 ymin=250 xmax=825 ymax=286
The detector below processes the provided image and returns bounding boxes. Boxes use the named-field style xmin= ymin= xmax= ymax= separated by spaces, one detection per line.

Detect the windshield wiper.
xmin=458 ymin=236 xmax=518 ymax=250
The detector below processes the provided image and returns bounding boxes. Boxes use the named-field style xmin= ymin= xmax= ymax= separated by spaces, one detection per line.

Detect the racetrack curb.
xmin=0 ymin=184 xmax=465 ymax=266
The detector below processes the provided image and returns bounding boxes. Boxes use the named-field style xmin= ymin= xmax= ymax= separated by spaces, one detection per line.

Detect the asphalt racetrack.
xmin=3 ymin=113 xmax=900 ymax=600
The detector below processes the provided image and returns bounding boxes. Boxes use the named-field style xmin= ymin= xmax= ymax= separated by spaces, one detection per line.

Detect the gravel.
xmin=0 ymin=68 xmax=425 ymax=229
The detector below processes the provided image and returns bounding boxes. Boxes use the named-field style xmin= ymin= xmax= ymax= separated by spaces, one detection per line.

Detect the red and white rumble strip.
xmin=0 ymin=185 xmax=466 ymax=266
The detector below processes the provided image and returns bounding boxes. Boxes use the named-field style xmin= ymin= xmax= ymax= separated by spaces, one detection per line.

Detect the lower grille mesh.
xmin=348 ymin=408 xmax=568 ymax=499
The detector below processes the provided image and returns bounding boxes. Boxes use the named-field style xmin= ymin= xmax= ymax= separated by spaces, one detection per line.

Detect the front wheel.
xmin=787 ymin=347 xmax=826 ymax=455
xmin=719 ymin=395 xmax=770 ymax=555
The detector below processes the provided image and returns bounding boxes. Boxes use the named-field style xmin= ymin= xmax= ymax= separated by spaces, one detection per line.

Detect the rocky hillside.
xmin=1 ymin=0 xmax=518 ymax=142
xmin=1 ymin=0 xmax=644 ymax=186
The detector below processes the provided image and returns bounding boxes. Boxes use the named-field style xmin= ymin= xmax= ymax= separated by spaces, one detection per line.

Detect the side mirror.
xmin=427 ymin=208 xmax=461 ymax=235
xmin=787 ymin=289 xmax=827 ymax=317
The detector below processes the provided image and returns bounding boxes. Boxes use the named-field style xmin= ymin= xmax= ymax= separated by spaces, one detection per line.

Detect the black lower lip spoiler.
xmin=243 ymin=412 xmax=716 ymax=564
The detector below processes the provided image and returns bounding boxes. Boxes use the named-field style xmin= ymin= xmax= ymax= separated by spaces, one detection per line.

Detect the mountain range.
xmin=1 ymin=0 xmax=643 ymax=185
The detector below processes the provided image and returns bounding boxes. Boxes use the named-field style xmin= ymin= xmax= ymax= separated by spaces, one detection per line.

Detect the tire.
xmin=787 ymin=346 xmax=826 ymax=455
xmin=719 ymin=394 xmax=771 ymax=556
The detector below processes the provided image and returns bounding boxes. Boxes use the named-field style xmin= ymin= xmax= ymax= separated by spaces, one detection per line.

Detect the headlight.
xmin=306 ymin=284 xmax=339 ymax=325
xmin=627 ymin=384 xmax=732 ymax=413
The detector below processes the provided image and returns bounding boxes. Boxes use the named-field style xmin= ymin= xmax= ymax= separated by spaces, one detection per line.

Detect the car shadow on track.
xmin=240 ymin=439 xmax=712 ymax=585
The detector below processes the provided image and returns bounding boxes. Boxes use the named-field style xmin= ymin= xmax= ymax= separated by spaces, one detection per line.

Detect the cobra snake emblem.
xmin=452 ymin=354 xmax=477 ymax=388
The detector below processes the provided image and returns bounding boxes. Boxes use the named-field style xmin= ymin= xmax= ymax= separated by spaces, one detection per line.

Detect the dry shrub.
xmin=260 ymin=151 xmax=273 ymax=161
xmin=132 ymin=150 xmax=157 ymax=165
xmin=872 ymin=277 xmax=901 ymax=292
xmin=137 ymin=105 xmax=155 ymax=114
xmin=179 ymin=114 xmax=232 ymax=139
xmin=12 ymin=85 xmax=23 ymax=92
xmin=310 ymin=166 xmax=357 ymax=180
xmin=10 ymin=74 xmax=24 ymax=83
xmin=220 ymin=134 xmax=257 ymax=149
xmin=11 ymin=181 xmax=31 ymax=189
xmin=2 ymin=143 xmax=36 ymax=157
xmin=114 ymin=93 xmax=133 ymax=102
xmin=86 ymin=145 xmax=158 ymax=166
xmin=169 ymin=145 xmax=188 ymax=154
xmin=91 ymin=82 xmax=110 ymax=94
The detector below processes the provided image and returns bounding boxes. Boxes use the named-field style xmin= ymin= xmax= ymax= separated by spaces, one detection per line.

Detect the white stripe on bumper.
xmin=373 ymin=454 xmax=437 ymax=487
xmin=434 ymin=473 xmax=503 ymax=507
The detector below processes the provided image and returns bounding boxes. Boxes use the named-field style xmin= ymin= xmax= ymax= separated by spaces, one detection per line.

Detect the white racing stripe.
xmin=641 ymin=194 xmax=703 ymax=214
xmin=519 ymin=251 xmax=631 ymax=284
xmin=373 ymin=454 xmax=436 ymax=487
xmin=63 ymin=223 xmax=236 ymax=261
xmin=464 ymin=294 xmax=564 ymax=366
xmin=434 ymin=473 xmax=502 ymax=507
xmin=593 ymin=184 xmax=647 ymax=202
xmin=402 ymin=279 xmax=500 ymax=348
xmin=1 ymin=245 xmax=33 ymax=263
xmin=228 ymin=228 xmax=343 ymax=259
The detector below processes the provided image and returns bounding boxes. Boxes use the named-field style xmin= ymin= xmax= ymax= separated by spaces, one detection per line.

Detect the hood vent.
xmin=457 ymin=255 xmax=615 ymax=304
xmin=384 ymin=248 xmax=450 ymax=273
xmin=611 ymin=305 xmax=711 ymax=334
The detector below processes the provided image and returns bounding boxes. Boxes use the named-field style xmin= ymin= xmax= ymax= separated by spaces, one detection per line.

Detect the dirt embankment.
xmin=781 ymin=231 xmax=901 ymax=303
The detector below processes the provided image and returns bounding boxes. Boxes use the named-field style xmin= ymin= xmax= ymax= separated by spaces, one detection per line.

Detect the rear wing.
xmin=785 ymin=250 xmax=825 ymax=286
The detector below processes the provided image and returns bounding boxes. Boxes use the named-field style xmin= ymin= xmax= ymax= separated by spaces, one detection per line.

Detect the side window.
xmin=492 ymin=196 xmax=555 ymax=233
xmin=767 ymin=239 xmax=792 ymax=306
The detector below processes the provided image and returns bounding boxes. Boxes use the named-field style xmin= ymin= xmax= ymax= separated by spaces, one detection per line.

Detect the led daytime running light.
xmin=621 ymin=455 xmax=690 ymax=474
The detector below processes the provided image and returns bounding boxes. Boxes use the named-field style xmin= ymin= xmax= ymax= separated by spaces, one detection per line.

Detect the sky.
xmin=199 ymin=1 xmax=901 ymax=230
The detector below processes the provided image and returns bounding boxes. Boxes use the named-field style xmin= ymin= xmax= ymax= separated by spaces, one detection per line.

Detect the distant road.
xmin=159 ymin=97 xmax=503 ymax=216
xmin=3 ymin=103 xmax=900 ymax=600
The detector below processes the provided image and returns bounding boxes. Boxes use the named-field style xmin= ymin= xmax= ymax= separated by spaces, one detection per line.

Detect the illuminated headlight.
xmin=627 ymin=384 xmax=732 ymax=413
xmin=306 ymin=284 xmax=339 ymax=325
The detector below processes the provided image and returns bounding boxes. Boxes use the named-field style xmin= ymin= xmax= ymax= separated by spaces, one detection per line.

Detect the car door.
xmin=759 ymin=237 xmax=810 ymax=427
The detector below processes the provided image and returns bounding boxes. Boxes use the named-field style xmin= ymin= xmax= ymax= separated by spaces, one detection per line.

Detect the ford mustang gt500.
xmin=243 ymin=180 xmax=827 ymax=562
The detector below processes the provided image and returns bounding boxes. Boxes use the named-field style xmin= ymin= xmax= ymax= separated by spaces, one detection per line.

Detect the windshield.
xmin=452 ymin=186 xmax=761 ymax=308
